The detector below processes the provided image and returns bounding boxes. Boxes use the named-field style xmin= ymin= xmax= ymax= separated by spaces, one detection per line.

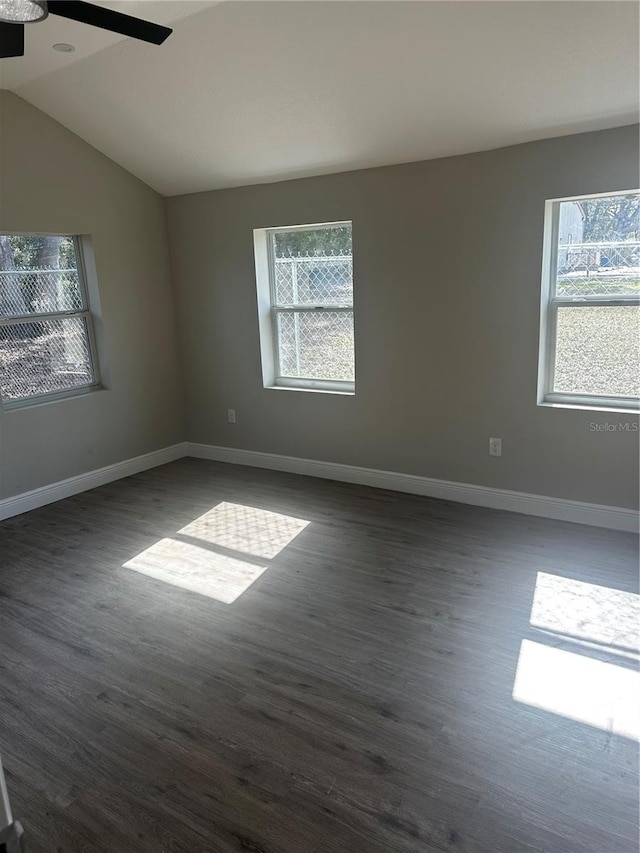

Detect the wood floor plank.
xmin=0 ymin=458 xmax=637 ymax=852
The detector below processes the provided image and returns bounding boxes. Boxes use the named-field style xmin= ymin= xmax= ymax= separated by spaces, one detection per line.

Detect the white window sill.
xmin=2 ymin=384 xmax=106 ymax=412
xmin=538 ymin=400 xmax=640 ymax=415
xmin=265 ymin=383 xmax=355 ymax=396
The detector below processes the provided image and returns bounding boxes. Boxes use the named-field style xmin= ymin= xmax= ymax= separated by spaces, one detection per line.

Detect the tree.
xmin=34 ymin=236 xmax=61 ymax=310
xmin=1 ymin=235 xmax=70 ymax=313
xmin=6 ymin=234 xmax=71 ymax=268
xmin=0 ymin=235 xmax=28 ymax=316
xmin=35 ymin=236 xmax=61 ymax=268
xmin=582 ymin=194 xmax=640 ymax=242
xmin=274 ymin=226 xmax=352 ymax=257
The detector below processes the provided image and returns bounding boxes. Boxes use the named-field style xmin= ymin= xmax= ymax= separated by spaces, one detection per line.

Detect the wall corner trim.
xmin=187 ymin=443 xmax=639 ymax=533
xmin=0 ymin=443 xmax=188 ymax=521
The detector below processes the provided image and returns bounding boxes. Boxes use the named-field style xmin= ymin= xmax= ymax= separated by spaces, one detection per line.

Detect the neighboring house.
xmin=558 ymin=200 xmax=585 ymax=246
xmin=557 ymin=200 xmax=586 ymax=272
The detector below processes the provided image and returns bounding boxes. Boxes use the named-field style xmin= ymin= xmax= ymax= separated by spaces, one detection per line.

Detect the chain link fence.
xmin=274 ymin=255 xmax=353 ymax=306
xmin=0 ymin=268 xmax=83 ymax=316
xmin=557 ymin=241 xmax=640 ymax=296
xmin=0 ymin=268 xmax=93 ymax=401
xmin=274 ymin=255 xmax=354 ymax=381
xmin=277 ymin=310 xmax=354 ymax=381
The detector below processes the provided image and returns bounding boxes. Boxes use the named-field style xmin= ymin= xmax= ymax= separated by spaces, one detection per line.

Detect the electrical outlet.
xmin=227 ymin=408 xmax=236 ymax=424
xmin=489 ymin=437 xmax=502 ymax=457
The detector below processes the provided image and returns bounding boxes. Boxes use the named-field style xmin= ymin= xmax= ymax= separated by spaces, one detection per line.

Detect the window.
xmin=254 ymin=222 xmax=355 ymax=393
xmin=538 ymin=191 xmax=640 ymax=411
xmin=0 ymin=234 xmax=101 ymax=407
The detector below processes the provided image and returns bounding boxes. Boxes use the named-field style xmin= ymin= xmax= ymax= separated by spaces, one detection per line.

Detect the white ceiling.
xmin=2 ymin=1 xmax=638 ymax=196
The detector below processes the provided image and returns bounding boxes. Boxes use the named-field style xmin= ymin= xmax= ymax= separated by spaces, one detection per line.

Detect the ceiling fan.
xmin=0 ymin=0 xmax=172 ymax=58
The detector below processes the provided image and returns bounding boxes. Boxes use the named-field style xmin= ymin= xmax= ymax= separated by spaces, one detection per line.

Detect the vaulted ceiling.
xmin=2 ymin=1 xmax=638 ymax=196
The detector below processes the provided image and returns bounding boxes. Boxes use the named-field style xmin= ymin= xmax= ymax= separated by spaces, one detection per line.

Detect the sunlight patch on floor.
xmin=530 ymin=572 xmax=639 ymax=651
xmin=513 ymin=572 xmax=639 ymax=740
xmin=179 ymin=501 xmax=310 ymax=559
xmin=123 ymin=503 xmax=310 ymax=603
xmin=124 ymin=537 xmax=269 ymax=604
xmin=513 ymin=638 xmax=639 ymax=740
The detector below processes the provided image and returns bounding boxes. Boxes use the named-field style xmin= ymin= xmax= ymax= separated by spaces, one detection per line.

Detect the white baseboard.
xmin=0 ymin=443 xmax=188 ymax=522
xmin=1 ymin=440 xmax=636 ymax=533
xmin=187 ymin=443 xmax=639 ymax=533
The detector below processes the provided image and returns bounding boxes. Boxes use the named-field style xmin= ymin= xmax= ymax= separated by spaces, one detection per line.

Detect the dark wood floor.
xmin=0 ymin=458 xmax=637 ymax=853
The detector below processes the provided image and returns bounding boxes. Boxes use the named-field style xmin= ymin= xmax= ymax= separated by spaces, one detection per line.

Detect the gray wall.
xmin=0 ymin=92 xmax=184 ymax=499
xmin=167 ymin=125 xmax=640 ymax=510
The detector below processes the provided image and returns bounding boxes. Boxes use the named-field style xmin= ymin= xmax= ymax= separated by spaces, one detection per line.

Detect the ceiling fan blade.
xmin=47 ymin=1 xmax=172 ymax=45
xmin=0 ymin=22 xmax=24 ymax=58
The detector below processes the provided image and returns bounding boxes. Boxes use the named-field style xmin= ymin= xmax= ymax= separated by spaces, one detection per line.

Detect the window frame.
xmin=537 ymin=190 xmax=640 ymax=413
xmin=254 ymin=220 xmax=356 ymax=395
xmin=0 ymin=234 xmax=102 ymax=410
